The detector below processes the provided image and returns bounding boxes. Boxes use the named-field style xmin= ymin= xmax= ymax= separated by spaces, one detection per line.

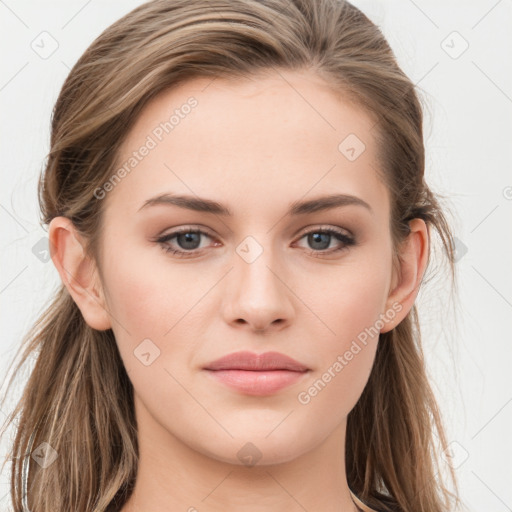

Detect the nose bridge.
xmin=224 ymin=231 xmax=294 ymax=331
xmin=235 ymin=232 xmax=283 ymax=299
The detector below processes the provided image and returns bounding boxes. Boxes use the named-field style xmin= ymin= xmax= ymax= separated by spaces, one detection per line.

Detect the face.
xmin=91 ymin=69 xmax=400 ymax=465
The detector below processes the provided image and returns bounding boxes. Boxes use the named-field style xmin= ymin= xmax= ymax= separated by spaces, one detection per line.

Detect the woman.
xmin=0 ymin=0 xmax=461 ymax=510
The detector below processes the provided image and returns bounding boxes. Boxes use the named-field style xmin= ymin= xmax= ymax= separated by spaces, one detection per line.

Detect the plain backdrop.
xmin=1 ymin=1 xmax=511 ymax=511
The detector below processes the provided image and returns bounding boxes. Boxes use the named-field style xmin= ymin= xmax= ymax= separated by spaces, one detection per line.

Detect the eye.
xmin=155 ymin=225 xmax=356 ymax=258
xmin=294 ymin=227 xmax=355 ymax=257
xmin=156 ymin=227 xmax=217 ymax=258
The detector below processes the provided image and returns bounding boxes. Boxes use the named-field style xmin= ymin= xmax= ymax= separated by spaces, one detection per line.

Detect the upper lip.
xmin=204 ymin=351 xmax=309 ymax=372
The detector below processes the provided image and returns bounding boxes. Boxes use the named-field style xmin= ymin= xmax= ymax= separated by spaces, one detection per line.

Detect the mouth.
xmin=203 ymin=351 xmax=310 ymax=396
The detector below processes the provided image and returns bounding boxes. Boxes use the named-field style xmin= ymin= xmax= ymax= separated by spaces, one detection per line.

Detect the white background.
xmin=1 ymin=1 xmax=511 ymax=511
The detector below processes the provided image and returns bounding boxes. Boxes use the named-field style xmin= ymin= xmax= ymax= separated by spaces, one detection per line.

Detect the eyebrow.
xmin=137 ymin=192 xmax=372 ymax=216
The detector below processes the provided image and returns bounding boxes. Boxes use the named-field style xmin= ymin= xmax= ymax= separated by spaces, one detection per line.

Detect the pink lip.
xmin=203 ymin=351 xmax=310 ymax=396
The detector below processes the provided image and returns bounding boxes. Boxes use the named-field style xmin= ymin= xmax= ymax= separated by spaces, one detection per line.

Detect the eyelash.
xmin=155 ymin=225 xmax=356 ymax=259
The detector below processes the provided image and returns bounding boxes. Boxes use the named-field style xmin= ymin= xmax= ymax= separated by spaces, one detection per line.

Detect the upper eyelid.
xmin=157 ymin=226 xmax=215 ymax=240
xmin=157 ymin=224 xmax=352 ymax=239
xmin=295 ymin=224 xmax=352 ymax=237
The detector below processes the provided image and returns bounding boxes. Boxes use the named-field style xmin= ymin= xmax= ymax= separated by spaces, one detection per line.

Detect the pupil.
xmin=179 ymin=232 xmax=200 ymax=249
xmin=309 ymin=233 xmax=330 ymax=250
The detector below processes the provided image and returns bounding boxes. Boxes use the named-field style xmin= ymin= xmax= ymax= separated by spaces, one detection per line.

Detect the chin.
xmin=193 ymin=430 xmax=319 ymax=468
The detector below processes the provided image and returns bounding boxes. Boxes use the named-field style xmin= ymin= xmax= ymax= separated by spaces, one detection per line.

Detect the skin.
xmin=49 ymin=69 xmax=428 ymax=511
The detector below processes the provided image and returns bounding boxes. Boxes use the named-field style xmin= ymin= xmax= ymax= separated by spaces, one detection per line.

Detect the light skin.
xmin=49 ymin=69 xmax=428 ymax=511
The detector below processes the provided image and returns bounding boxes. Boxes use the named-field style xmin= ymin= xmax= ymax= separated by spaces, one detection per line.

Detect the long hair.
xmin=0 ymin=1 xmax=461 ymax=510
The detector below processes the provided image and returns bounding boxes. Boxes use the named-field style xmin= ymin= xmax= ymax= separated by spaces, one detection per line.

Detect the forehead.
xmin=103 ymin=69 xmax=387 ymax=220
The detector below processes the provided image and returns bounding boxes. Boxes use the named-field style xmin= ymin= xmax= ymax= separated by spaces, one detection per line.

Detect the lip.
xmin=203 ymin=351 xmax=310 ymax=396
xmin=204 ymin=350 xmax=309 ymax=372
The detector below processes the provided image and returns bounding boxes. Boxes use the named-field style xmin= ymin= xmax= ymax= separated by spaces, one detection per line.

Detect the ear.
xmin=48 ymin=216 xmax=112 ymax=331
xmin=380 ymin=218 xmax=429 ymax=333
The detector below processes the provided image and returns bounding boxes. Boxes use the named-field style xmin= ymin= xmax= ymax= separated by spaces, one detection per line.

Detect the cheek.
xmin=100 ymin=241 xmax=221 ymax=375
xmin=293 ymin=254 xmax=390 ymax=411
xmin=99 ymin=246 xmax=183 ymax=380
xmin=296 ymin=252 xmax=391 ymax=343
xmin=296 ymin=289 xmax=381 ymax=422
xmin=101 ymin=241 xmax=198 ymax=333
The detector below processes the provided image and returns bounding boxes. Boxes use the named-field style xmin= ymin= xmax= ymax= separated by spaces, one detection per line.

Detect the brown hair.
xmin=0 ymin=1 xmax=461 ymax=510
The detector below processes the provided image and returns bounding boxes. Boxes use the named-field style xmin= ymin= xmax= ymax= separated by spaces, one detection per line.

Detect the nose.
xmin=222 ymin=239 xmax=295 ymax=335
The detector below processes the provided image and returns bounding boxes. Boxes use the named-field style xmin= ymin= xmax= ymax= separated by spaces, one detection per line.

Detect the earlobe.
xmin=48 ymin=217 xmax=112 ymax=331
xmin=380 ymin=219 xmax=429 ymax=333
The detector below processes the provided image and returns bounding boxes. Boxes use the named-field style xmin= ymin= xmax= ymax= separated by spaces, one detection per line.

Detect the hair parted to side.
xmin=0 ymin=1 xmax=461 ymax=511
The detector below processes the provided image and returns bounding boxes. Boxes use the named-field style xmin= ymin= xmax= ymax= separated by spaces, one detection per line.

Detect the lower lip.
xmin=204 ymin=369 xmax=309 ymax=396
